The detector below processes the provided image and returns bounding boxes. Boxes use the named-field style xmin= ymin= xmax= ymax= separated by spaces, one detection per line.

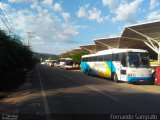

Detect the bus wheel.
xmin=113 ymin=73 xmax=119 ymax=83
xmin=87 ymin=70 xmax=91 ymax=76
xmin=86 ymin=69 xmax=92 ymax=76
xmin=85 ymin=69 xmax=88 ymax=75
xmin=86 ymin=69 xmax=90 ymax=76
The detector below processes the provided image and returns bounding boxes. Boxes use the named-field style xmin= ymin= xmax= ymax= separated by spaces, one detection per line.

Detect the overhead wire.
xmin=0 ymin=0 xmax=14 ymax=34
xmin=0 ymin=14 xmax=12 ymax=33
xmin=3 ymin=8 xmax=15 ymax=30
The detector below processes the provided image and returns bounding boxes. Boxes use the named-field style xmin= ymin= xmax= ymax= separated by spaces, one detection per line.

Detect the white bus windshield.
xmin=60 ymin=59 xmax=65 ymax=62
xmin=128 ymin=52 xmax=150 ymax=68
xmin=65 ymin=60 xmax=73 ymax=65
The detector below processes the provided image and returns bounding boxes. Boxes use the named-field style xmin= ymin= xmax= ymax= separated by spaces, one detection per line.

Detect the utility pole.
xmin=27 ymin=32 xmax=34 ymax=46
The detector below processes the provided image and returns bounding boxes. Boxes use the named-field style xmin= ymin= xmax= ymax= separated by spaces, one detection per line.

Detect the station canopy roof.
xmin=79 ymin=44 xmax=97 ymax=53
xmin=94 ymin=37 xmax=120 ymax=51
xmin=71 ymin=48 xmax=82 ymax=53
xmin=63 ymin=21 xmax=160 ymax=60
xmin=94 ymin=37 xmax=157 ymax=59
xmin=122 ymin=21 xmax=160 ymax=43
xmin=70 ymin=48 xmax=89 ymax=53
xmin=121 ymin=21 xmax=160 ymax=59
xmin=95 ymin=37 xmax=147 ymax=49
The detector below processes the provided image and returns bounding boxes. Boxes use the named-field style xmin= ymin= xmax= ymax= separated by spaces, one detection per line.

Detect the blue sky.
xmin=0 ymin=0 xmax=160 ymax=54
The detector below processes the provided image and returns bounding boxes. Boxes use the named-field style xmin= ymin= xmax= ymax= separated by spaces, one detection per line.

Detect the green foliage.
xmin=60 ymin=51 xmax=90 ymax=64
xmin=0 ymin=30 xmax=39 ymax=90
xmin=33 ymin=52 xmax=58 ymax=61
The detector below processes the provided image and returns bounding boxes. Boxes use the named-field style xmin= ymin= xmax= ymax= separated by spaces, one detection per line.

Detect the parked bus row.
xmin=41 ymin=58 xmax=80 ymax=70
xmin=59 ymin=58 xmax=80 ymax=69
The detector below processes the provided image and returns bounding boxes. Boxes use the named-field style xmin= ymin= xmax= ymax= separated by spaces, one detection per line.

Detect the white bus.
xmin=60 ymin=58 xmax=73 ymax=69
xmin=81 ymin=49 xmax=152 ymax=83
xmin=60 ymin=58 xmax=66 ymax=67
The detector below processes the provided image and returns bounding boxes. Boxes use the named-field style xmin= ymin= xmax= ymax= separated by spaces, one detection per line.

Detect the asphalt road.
xmin=1 ymin=64 xmax=160 ymax=119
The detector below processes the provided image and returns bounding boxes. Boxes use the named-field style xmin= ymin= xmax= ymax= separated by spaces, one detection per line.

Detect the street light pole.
xmin=27 ymin=32 xmax=34 ymax=46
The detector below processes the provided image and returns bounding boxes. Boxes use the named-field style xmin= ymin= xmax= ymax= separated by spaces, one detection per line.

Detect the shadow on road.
xmin=0 ymin=65 xmax=160 ymax=114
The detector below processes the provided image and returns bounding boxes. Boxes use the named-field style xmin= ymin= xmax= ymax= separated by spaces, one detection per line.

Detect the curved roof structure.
xmin=93 ymin=21 xmax=160 ymax=62
xmin=79 ymin=44 xmax=97 ymax=53
xmin=94 ymin=37 xmax=120 ymax=50
xmin=122 ymin=21 xmax=160 ymax=54
xmin=69 ymin=48 xmax=90 ymax=54
xmin=94 ymin=37 xmax=157 ymax=59
xmin=62 ymin=21 xmax=160 ymax=64
xmin=94 ymin=37 xmax=147 ymax=49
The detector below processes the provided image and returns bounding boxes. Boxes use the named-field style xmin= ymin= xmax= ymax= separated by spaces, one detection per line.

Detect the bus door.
xmin=120 ymin=53 xmax=127 ymax=81
xmin=112 ymin=54 xmax=121 ymax=80
xmin=114 ymin=61 xmax=121 ymax=80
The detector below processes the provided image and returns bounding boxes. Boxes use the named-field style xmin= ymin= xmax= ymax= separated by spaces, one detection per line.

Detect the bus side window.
xmin=112 ymin=54 xmax=120 ymax=61
xmin=98 ymin=55 xmax=103 ymax=61
xmin=94 ymin=56 xmax=98 ymax=61
xmin=108 ymin=54 xmax=112 ymax=61
xmin=82 ymin=58 xmax=84 ymax=62
xmin=85 ymin=58 xmax=87 ymax=62
xmin=97 ymin=56 xmax=100 ymax=61
xmin=104 ymin=54 xmax=111 ymax=61
xmin=86 ymin=57 xmax=88 ymax=62
xmin=102 ymin=55 xmax=104 ymax=61
xmin=120 ymin=53 xmax=127 ymax=67
xmin=92 ymin=57 xmax=96 ymax=61
xmin=87 ymin=58 xmax=89 ymax=62
xmin=104 ymin=55 xmax=107 ymax=61
xmin=88 ymin=57 xmax=92 ymax=62
xmin=91 ymin=57 xmax=93 ymax=62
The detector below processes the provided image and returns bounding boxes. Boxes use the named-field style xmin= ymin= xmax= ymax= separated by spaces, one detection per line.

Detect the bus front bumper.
xmin=127 ymin=76 xmax=152 ymax=83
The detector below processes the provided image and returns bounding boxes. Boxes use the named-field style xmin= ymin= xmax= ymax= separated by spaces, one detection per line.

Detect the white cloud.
xmin=31 ymin=42 xmax=77 ymax=54
xmin=62 ymin=12 xmax=70 ymax=21
xmin=150 ymin=0 xmax=159 ymax=10
xmin=112 ymin=0 xmax=143 ymax=23
xmin=0 ymin=2 xmax=10 ymax=10
xmin=53 ymin=3 xmax=70 ymax=21
xmin=30 ymin=2 xmax=38 ymax=10
xmin=1 ymin=2 xmax=79 ymax=54
xmin=77 ymin=6 xmax=107 ymax=23
xmin=42 ymin=0 xmax=52 ymax=6
xmin=88 ymin=8 xmax=104 ymax=23
xmin=33 ymin=36 xmax=45 ymax=45
xmin=53 ymin=3 xmax=62 ymax=12
xmin=77 ymin=7 xmax=87 ymax=17
xmin=147 ymin=11 xmax=160 ymax=21
xmin=8 ymin=0 xmax=36 ymax=3
xmin=102 ymin=0 xmax=120 ymax=11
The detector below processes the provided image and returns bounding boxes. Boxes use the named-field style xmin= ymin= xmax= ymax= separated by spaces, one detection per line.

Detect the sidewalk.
xmin=0 ymin=70 xmax=34 ymax=113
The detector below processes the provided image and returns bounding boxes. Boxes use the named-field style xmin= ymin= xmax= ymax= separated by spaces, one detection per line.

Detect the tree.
xmin=0 ymin=30 xmax=39 ymax=90
xmin=60 ymin=50 xmax=90 ymax=64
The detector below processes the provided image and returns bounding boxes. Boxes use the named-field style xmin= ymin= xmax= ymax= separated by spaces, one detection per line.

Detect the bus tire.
xmin=87 ymin=70 xmax=91 ymax=76
xmin=85 ymin=69 xmax=88 ymax=75
xmin=86 ymin=69 xmax=90 ymax=76
xmin=112 ymin=73 xmax=119 ymax=83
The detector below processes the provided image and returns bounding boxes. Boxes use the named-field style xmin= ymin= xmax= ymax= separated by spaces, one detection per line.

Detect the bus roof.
xmin=65 ymin=58 xmax=73 ymax=60
xmin=82 ymin=48 xmax=148 ymax=58
xmin=60 ymin=58 xmax=73 ymax=60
